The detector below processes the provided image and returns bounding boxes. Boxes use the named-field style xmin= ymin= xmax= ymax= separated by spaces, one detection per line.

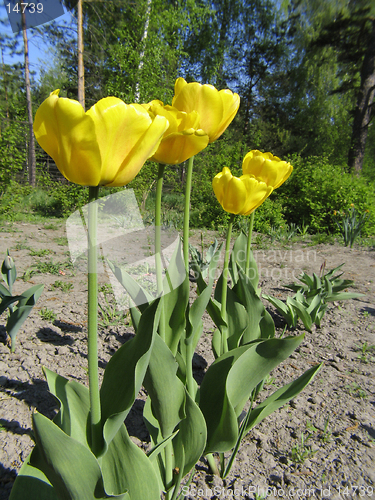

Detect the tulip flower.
xmin=242 ymin=150 xmax=293 ymax=190
xmin=144 ymin=100 xmax=209 ymax=164
xmin=33 ymin=90 xmax=169 ymax=187
xmin=213 ymin=167 xmax=273 ymax=216
xmin=172 ymin=78 xmax=240 ymax=143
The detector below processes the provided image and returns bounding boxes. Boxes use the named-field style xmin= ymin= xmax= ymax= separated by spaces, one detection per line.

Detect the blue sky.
xmin=1 ymin=1 xmax=73 ymax=81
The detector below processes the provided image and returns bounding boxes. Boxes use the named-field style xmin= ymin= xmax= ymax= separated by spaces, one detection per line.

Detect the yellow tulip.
xmin=33 ymin=90 xmax=169 ymax=187
xmin=172 ymin=77 xmax=240 ymax=143
xmin=212 ymin=167 xmax=273 ymax=215
xmin=242 ymin=150 xmax=293 ymax=190
xmin=144 ymin=100 xmax=209 ymax=164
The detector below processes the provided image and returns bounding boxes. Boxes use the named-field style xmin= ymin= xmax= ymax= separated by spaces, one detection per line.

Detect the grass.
xmin=356 ymin=341 xmax=375 ymax=363
xmin=39 ymin=307 xmax=57 ymax=322
xmin=290 ymin=431 xmax=317 ymax=463
xmin=22 ymin=259 xmax=74 ymax=281
xmin=29 ymin=248 xmax=54 ymax=257
xmin=50 ymin=280 xmax=74 ymax=293
xmin=345 ymin=382 xmax=368 ymax=399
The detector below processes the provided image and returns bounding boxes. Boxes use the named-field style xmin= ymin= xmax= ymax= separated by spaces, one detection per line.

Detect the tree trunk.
xmin=347 ymin=19 xmax=375 ymax=175
xmin=77 ymin=0 xmax=85 ymax=109
xmin=134 ymin=0 xmax=152 ymax=103
xmin=21 ymin=10 xmax=36 ymax=187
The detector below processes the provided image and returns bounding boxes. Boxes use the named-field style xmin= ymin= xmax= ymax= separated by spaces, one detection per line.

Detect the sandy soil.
xmin=0 ymin=221 xmax=374 ymax=500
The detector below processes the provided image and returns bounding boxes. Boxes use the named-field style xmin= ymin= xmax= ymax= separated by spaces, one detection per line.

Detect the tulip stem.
xmin=245 ymin=211 xmax=255 ymax=277
xmin=87 ymin=185 xmax=102 ymax=457
xmin=221 ymin=213 xmax=234 ymax=355
xmin=155 ymin=163 xmax=166 ymax=343
xmin=155 ymin=163 xmax=165 ymax=295
xmin=183 ymin=155 xmax=194 ymax=272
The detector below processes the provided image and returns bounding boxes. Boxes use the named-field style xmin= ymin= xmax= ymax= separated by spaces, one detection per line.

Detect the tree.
xmin=288 ymin=0 xmax=375 ymax=173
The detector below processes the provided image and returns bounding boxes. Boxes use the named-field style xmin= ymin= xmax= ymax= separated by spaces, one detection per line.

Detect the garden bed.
xmin=0 ymin=222 xmax=374 ymax=500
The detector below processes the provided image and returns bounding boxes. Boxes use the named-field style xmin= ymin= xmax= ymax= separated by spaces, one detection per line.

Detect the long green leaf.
xmin=9 ymin=457 xmax=57 ymax=500
xmin=43 ymin=368 xmax=90 ymax=448
xmin=143 ymin=333 xmax=186 ymax=438
xmin=245 ymin=363 xmax=323 ymax=432
xmin=101 ymin=424 xmax=160 ymax=499
xmin=31 ymin=413 xmax=128 ymax=500
xmin=101 ymin=299 xmax=160 ymax=451
xmin=200 ymin=334 xmax=305 ymax=453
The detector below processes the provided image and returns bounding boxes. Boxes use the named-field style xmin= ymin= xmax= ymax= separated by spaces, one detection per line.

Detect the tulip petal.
xmin=172 ymin=78 xmax=240 ymax=143
xmin=54 ymin=97 xmax=102 ymax=185
xmin=172 ymin=80 xmax=224 ymax=141
xmin=242 ymin=150 xmax=293 ymax=190
xmin=240 ymin=176 xmax=273 ymax=215
xmin=87 ymin=99 xmax=164 ymax=185
xmin=213 ymin=168 xmax=247 ymax=215
xmin=108 ymin=114 xmax=169 ymax=186
xmin=150 ymin=130 xmax=209 ymax=165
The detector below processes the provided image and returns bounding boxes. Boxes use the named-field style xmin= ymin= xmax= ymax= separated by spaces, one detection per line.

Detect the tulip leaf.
xmin=9 ymin=456 xmax=57 ymax=500
xmin=233 ymin=270 xmax=264 ymax=343
xmin=188 ymin=279 xmax=214 ymax=350
xmin=101 ymin=423 xmax=160 ymax=499
xmin=101 ymin=299 xmax=160 ymax=451
xmin=173 ymin=390 xmax=207 ymax=477
xmin=18 ymin=284 xmax=44 ymax=306
xmin=245 ymin=363 xmax=323 ymax=433
xmin=200 ymin=334 xmax=305 ymax=453
xmin=7 ymin=305 xmax=34 ymax=341
xmin=30 ymin=412 xmax=128 ymax=500
xmin=0 ymin=295 xmax=22 ymax=315
xmin=0 ymin=282 xmax=10 ymax=298
xmin=259 ymin=309 xmax=275 ymax=339
xmin=325 ymin=291 xmax=364 ymax=302
xmin=214 ymin=274 xmax=248 ymax=347
xmin=143 ymin=333 xmax=186 ymax=438
xmin=288 ymin=297 xmax=313 ymax=331
xmin=1 ymin=260 xmax=17 ymax=288
xmin=43 ymin=368 xmax=90 ymax=448
xmin=161 ymin=276 xmax=189 ymax=355
xmin=108 ymin=261 xmax=153 ymax=313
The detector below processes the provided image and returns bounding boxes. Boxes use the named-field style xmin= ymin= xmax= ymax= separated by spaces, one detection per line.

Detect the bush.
xmin=0 ymin=180 xmax=32 ymax=218
xmin=278 ymin=155 xmax=375 ymax=235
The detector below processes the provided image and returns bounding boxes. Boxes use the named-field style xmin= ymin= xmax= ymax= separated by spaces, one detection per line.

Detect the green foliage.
xmin=278 ymin=155 xmax=375 ymax=235
xmin=0 ymin=250 xmax=44 ymax=352
xmin=0 ymin=181 xmax=32 ymax=218
xmin=264 ymin=263 xmax=364 ymax=331
xmin=334 ymin=206 xmax=369 ymax=247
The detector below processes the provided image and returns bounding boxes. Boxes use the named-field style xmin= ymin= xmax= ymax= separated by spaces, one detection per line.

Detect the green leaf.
xmin=259 ymin=309 xmax=275 ymax=339
xmin=173 ymin=391 xmax=207 ymax=478
xmin=101 ymin=299 xmax=160 ymax=451
xmin=10 ymin=457 xmax=57 ymax=500
xmin=18 ymin=284 xmax=44 ymax=306
xmin=245 ymin=363 xmax=323 ymax=433
xmin=7 ymin=305 xmax=33 ymax=340
xmin=161 ymin=276 xmax=189 ymax=355
xmin=0 ymin=282 xmax=10 ymax=298
xmin=2 ymin=257 xmax=17 ymax=288
xmin=143 ymin=334 xmax=186 ymax=438
xmin=43 ymin=368 xmax=90 ymax=448
xmin=0 ymin=294 xmax=22 ymax=315
xmin=263 ymin=294 xmax=295 ymax=327
xmin=101 ymin=424 xmax=160 ymax=499
xmin=233 ymin=270 xmax=264 ymax=343
xmin=31 ymin=412 xmax=128 ymax=500
xmin=325 ymin=291 xmax=364 ymax=302
xmin=107 ymin=261 xmax=153 ymax=313
xmin=288 ymin=297 xmax=313 ymax=331
xmin=200 ymin=334 xmax=305 ymax=453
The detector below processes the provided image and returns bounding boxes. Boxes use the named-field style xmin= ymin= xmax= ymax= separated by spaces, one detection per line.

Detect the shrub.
xmin=278 ymin=155 xmax=375 ymax=235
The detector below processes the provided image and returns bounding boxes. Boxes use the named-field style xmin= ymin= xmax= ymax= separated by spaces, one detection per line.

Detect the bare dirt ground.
xmin=0 ymin=221 xmax=374 ymax=500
